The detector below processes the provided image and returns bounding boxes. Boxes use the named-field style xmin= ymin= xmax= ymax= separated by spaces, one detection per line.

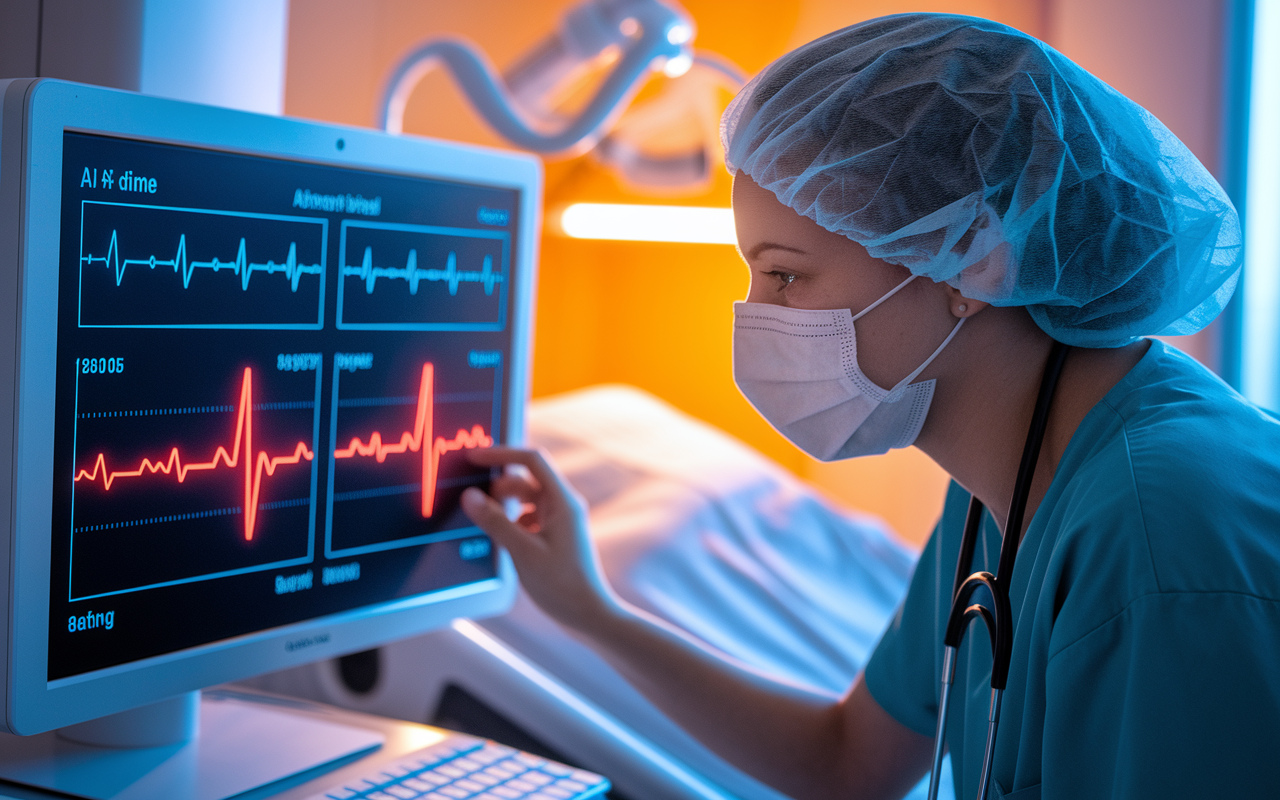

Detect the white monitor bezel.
xmin=0 ymin=78 xmax=539 ymax=735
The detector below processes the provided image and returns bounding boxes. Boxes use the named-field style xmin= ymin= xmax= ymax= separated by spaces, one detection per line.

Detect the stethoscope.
xmin=925 ymin=340 xmax=1069 ymax=800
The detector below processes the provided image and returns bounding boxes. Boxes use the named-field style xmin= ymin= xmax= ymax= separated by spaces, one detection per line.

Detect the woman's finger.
xmin=468 ymin=447 xmax=572 ymax=498
xmin=460 ymin=487 xmax=541 ymax=562
xmin=488 ymin=473 xmax=540 ymax=503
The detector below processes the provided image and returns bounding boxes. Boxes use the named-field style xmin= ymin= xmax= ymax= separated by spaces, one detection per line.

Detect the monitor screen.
xmin=48 ymin=130 xmax=520 ymax=682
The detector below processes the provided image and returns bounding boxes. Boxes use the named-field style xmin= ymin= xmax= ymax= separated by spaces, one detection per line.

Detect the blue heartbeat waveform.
xmin=343 ymin=247 xmax=503 ymax=296
xmin=81 ymin=230 xmax=323 ymax=292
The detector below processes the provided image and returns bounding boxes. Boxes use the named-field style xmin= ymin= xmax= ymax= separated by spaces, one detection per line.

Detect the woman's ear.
xmin=942 ymin=283 xmax=988 ymax=319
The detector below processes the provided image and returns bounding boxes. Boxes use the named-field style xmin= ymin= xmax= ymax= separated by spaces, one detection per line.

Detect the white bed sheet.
xmin=526 ymin=384 xmax=914 ymax=692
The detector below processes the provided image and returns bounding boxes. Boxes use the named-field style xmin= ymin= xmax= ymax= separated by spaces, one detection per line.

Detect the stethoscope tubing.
xmin=925 ymin=340 xmax=1069 ymax=800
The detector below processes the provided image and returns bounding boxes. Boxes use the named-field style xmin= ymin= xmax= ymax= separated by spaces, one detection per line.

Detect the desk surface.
xmin=0 ymin=687 xmax=475 ymax=800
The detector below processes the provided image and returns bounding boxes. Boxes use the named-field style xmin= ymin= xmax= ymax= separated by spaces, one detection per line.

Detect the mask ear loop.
xmin=884 ymin=316 xmax=966 ymax=403
xmin=850 ymin=274 xmax=918 ymax=322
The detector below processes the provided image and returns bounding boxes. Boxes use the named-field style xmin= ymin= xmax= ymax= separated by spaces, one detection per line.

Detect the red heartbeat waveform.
xmin=333 ymin=362 xmax=492 ymax=516
xmin=74 ymin=368 xmax=315 ymax=541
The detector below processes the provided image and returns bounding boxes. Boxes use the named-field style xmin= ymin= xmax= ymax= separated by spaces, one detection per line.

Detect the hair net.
xmin=721 ymin=13 xmax=1241 ymax=348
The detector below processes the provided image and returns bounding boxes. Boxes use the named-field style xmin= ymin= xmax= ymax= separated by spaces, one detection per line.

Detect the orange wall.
xmin=284 ymin=0 xmax=1225 ymax=547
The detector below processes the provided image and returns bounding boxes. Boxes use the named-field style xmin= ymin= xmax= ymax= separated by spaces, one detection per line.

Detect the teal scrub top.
xmin=863 ymin=340 xmax=1280 ymax=800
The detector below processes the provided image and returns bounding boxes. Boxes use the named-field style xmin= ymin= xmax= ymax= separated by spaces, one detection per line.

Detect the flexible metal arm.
xmin=378 ymin=0 xmax=693 ymax=155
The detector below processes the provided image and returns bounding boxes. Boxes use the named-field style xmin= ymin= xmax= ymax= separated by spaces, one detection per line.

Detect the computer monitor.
xmin=0 ymin=76 xmax=537 ymax=780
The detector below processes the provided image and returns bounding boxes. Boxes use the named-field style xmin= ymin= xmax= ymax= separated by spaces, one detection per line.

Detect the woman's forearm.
xmin=571 ymin=596 xmax=928 ymax=800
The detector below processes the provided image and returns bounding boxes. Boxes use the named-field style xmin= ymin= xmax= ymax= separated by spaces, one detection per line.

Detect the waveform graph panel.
xmin=78 ymin=201 xmax=327 ymax=329
xmin=68 ymin=356 xmax=323 ymax=601
xmin=337 ymin=221 xmax=509 ymax=332
xmin=325 ymin=350 xmax=502 ymax=557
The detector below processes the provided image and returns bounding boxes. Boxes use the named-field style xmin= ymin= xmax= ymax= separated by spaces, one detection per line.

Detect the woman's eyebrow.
xmin=746 ymin=242 xmax=808 ymax=260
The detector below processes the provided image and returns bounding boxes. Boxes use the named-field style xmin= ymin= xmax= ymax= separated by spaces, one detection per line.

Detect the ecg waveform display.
xmin=75 ymin=368 xmax=314 ymax=541
xmin=89 ymin=231 xmax=321 ymax=292
xmin=79 ymin=201 xmax=327 ymax=329
xmin=337 ymin=221 xmax=508 ymax=331
xmin=48 ymin=130 xmax=522 ymax=682
xmin=333 ymin=363 xmax=492 ymax=518
xmin=69 ymin=359 xmax=322 ymax=600
xmin=326 ymin=354 xmax=499 ymax=557
xmin=345 ymin=247 xmax=502 ymax=297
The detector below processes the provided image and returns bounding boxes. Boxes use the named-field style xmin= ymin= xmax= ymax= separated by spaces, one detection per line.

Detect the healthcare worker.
xmin=461 ymin=13 xmax=1280 ymax=800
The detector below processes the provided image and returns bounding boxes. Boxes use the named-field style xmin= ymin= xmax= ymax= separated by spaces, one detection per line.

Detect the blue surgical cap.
xmin=722 ymin=14 xmax=1241 ymax=348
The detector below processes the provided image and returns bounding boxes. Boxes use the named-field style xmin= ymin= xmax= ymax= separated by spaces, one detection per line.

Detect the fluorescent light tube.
xmin=560 ymin=203 xmax=736 ymax=244
xmin=1243 ymin=0 xmax=1280 ymax=409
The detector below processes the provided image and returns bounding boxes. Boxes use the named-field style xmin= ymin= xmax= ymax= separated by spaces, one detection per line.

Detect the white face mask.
xmin=733 ymin=276 xmax=964 ymax=461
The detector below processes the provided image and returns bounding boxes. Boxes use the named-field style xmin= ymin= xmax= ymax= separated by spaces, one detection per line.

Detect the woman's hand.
xmin=460 ymin=446 xmax=617 ymax=633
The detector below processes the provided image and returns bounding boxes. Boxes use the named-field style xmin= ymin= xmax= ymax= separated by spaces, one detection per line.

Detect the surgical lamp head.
xmin=380 ymin=0 xmax=694 ymax=156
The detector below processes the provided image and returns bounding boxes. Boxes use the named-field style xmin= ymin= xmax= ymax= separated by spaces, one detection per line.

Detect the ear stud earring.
xmin=958 ymin=303 xmax=968 ymax=313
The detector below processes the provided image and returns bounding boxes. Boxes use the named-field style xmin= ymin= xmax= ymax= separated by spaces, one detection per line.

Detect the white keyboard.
xmin=310 ymin=735 xmax=611 ymax=800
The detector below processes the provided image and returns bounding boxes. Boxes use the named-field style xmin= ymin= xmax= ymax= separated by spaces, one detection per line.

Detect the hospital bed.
xmin=244 ymin=386 xmax=952 ymax=799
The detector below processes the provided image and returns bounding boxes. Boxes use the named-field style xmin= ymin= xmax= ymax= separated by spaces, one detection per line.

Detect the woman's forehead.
xmin=733 ymin=175 xmax=860 ymax=258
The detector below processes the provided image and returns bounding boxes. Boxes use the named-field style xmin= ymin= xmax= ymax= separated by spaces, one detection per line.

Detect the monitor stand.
xmin=0 ymin=690 xmax=385 ymax=800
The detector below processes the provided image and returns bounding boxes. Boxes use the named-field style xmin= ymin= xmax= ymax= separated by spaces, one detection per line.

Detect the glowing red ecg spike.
xmin=332 ymin=362 xmax=492 ymax=516
xmin=73 ymin=367 xmax=315 ymax=541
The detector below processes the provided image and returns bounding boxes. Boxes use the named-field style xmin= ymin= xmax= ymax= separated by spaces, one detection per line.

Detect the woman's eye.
xmin=765 ymin=270 xmax=798 ymax=289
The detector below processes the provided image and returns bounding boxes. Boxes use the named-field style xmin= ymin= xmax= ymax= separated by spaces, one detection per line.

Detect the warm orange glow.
xmin=333 ymin=362 xmax=493 ymax=516
xmin=74 ymin=368 xmax=314 ymax=541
